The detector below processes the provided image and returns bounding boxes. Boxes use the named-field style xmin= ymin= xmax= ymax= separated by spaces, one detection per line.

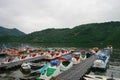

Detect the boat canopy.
xmin=98 ymin=54 xmax=107 ymax=62
xmin=59 ymin=55 xmax=72 ymax=61
xmin=50 ymin=60 xmax=60 ymax=66
xmin=80 ymin=50 xmax=86 ymax=54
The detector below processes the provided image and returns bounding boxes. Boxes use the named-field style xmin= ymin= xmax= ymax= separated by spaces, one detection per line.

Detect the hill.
xmin=1 ymin=21 xmax=120 ymax=48
xmin=0 ymin=26 xmax=25 ymax=36
xmin=18 ymin=21 xmax=120 ymax=47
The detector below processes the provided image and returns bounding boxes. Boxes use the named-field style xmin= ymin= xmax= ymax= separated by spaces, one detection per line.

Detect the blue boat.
xmin=92 ymin=48 xmax=110 ymax=71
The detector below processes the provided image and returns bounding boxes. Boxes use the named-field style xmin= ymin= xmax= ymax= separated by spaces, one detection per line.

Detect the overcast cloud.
xmin=0 ymin=0 xmax=120 ymax=33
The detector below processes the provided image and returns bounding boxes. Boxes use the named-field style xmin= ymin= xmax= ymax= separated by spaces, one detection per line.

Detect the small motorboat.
xmin=30 ymin=63 xmax=49 ymax=76
xmin=55 ymin=52 xmax=62 ymax=58
xmin=21 ymin=62 xmax=44 ymax=71
xmin=58 ymin=55 xmax=73 ymax=72
xmin=0 ymin=57 xmax=14 ymax=64
xmin=37 ymin=60 xmax=61 ymax=80
xmin=20 ymin=64 xmax=49 ymax=80
xmin=80 ymin=50 xmax=86 ymax=60
xmin=107 ymin=45 xmax=113 ymax=53
xmin=38 ymin=52 xmax=45 ymax=56
xmin=30 ymin=62 xmax=45 ymax=70
xmin=92 ymin=53 xmax=109 ymax=71
xmin=21 ymin=62 xmax=32 ymax=72
xmin=19 ymin=54 xmax=27 ymax=60
xmin=72 ymin=51 xmax=81 ymax=64
xmin=0 ymin=52 xmax=7 ymax=56
xmin=30 ymin=53 xmax=37 ymax=58
xmin=45 ymin=53 xmax=56 ymax=60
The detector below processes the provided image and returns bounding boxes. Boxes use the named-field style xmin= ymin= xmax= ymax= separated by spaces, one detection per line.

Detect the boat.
xmin=55 ymin=52 xmax=62 ymax=58
xmin=0 ymin=57 xmax=15 ymax=64
xmin=80 ymin=50 xmax=87 ymax=60
xmin=21 ymin=62 xmax=44 ymax=72
xmin=93 ymin=47 xmax=99 ymax=53
xmin=21 ymin=62 xmax=32 ymax=72
xmin=36 ymin=60 xmax=61 ymax=80
xmin=92 ymin=49 xmax=110 ymax=71
xmin=30 ymin=62 xmax=45 ymax=70
xmin=72 ymin=51 xmax=81 ymax=64
xmin=58 ymin=55 xmax=73 ymax=72
xmin=32 ymin=55 xmax=73 ymax=80
xmin=0 ymin=52 xmax=7 ymax=56
xmin=20 ymin=64 xmax=49 ymax=80
xmin=83 ymin=74 xmax=120 ymax=80
xmin=45 ymin=53 xmax=57 ymax=60
xmin=30 ymin=63 xmax=49 ymax=76
xmin=107 ymin=45 xmax=113 ymax=53
xmin=38 ymin=52 xmax=45 ymax=56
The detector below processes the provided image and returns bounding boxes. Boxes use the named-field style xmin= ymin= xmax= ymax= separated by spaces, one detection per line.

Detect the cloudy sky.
xmin=0 ymin=0 xmax=120 ymax=33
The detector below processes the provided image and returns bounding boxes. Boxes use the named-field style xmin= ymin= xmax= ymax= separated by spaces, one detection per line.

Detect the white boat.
xmin=58 ymin=55 xmax=73 ymax=71
xmin=21 ymin=62 xmax=32 ymax=70
xmin=0 ymin=57 xmax=14 ymax=64
xmin=36 ymin=60 xmax=61 ymax=80
xmin=59 ymin=60 xmax=73 ymax=72
xmin=21 ymin=62 xmax=45 ymax=71
xmin=72 ymin=51 xmax=81 ymax=64
xmin=45 ymin=53 xmax=56 ymax=60
xmin=80 ymin=50 xmax=87 ymax=60
xmin=92 ymin=53 xmax=110 ymax=71
xmin=107 ymin=45 xmax=113 ymax=53
xmin=55 ymin=52 xmax=62 ymax=58
xmin=40 ymin=65 xmax=61 ymax=80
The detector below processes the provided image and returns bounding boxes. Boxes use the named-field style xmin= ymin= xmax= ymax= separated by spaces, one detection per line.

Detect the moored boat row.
xmin=1 ymin=46 xmax=114 ymax=80
xmin=0 ymin=48 xmax=73 ymax=65
xmin=20 ymin=48 xmax=99 ymax=80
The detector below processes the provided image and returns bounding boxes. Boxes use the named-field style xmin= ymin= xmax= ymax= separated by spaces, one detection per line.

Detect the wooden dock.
xmin=55 ymin=55 xmax=98 ymax=80
xmin=0 ymin=54 xmax=98 ymax=79
xmin=0 ymin=56 xmax=45 ymax=69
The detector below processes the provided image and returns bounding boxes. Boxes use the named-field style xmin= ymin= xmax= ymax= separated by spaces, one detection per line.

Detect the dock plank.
xmin=0 ymin=56 xmax=45 ymax=69
xmin=55 ymin=55 xmax=98 ymax=80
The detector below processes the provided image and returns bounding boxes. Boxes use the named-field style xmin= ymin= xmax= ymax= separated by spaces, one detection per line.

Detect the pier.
xmin=0 ymin=54 xmax=98 ymax=80
xmin=0 ymin=56 xmax=45 ymax=69
xmin=55 ymin=55 xmax=98 ymax=80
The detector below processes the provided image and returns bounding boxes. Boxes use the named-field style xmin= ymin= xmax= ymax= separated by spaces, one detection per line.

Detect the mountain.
xmin=1 ymin=21 xmax=120 ymax=48
xmin=20 ymin=28 xmax=71 ymax=43
xmin=0 ymin=26 xmax=25 ymax=36
xmin=18 ymin=21 xmax=120 ymax=47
